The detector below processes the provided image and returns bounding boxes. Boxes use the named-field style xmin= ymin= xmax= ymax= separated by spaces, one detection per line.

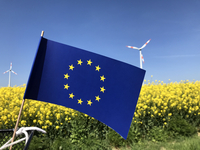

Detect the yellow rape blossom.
xmin=0 ymin=81 xmax=200 ymax=134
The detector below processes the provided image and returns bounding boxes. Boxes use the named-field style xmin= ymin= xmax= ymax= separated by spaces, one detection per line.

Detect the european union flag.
xmin=24 ymin=37 xmax=145 ymax=139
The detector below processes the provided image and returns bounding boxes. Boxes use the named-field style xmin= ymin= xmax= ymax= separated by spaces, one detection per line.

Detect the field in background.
xmin=0 ymin=80 xmax=200 ymax=149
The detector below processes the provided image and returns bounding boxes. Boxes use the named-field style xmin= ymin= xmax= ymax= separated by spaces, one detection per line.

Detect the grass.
xmin=121 ymin=135 xmax=200 ymax=150
xmin=27 ymin=134 xmax=200 ymax=150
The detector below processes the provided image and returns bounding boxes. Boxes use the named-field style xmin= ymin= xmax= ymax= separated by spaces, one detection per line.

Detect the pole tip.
xmin=41 ymin=31 xmax=44 ymax=37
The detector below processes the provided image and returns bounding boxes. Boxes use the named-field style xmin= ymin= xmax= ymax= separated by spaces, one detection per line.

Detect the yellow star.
xmin=87 ymin=100 xmax=92 ymax=106
xmin=69 ymin=93 xmax=75 ymax=99
xmin=64 ymin=84 xmax=70 ymax=90
xmin=78 ymin=99 xmax=83 ymax=105
xmin=100 ymin=75 xmax=106 ymax=82
xmin=87 ymin=59 xmax=92 ymax=66
xmin=77 ymin=59 xmax=83 ymax=65
xmin=95 ymin=95 xmax=101 ymax=102
xmin=100 ymin=86 xmax=106 ymax=93
xmin=95 ymin=65 xmax=101 ymax=71
xmin=69 ymin=64 xmax=74 ymax=70
xmin=64 ymin=73 xmax=70 ymax=79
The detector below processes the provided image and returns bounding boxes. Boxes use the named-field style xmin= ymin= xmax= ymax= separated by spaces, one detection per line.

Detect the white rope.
xmin=0 ymin=127 xmax=46 ymax=150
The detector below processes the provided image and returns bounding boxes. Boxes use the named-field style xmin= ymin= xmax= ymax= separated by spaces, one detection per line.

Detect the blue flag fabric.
xmin=24 ymin=37 xmax=145 ymax=139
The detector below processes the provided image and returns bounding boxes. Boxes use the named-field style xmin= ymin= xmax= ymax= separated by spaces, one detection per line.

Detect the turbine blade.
xmin=126 ymin=46 xmax=140 ymax=50
xmin=10 ymin=62 xmax=12 ymax=70
xmin=140 ymin=39 xmax=151 ymax=49
xmin=3 ymin=70 xmax=9 ymax=74
xmin=12 ymin=70 xmax=17 ymax=75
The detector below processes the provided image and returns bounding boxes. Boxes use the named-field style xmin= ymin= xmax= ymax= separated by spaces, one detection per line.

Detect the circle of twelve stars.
xmin=64 ymin=59 xmax=106 ymax=106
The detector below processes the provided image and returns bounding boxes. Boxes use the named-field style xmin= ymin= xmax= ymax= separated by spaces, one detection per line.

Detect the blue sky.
xmin=0 ymin=0 xmax=200 ymax=87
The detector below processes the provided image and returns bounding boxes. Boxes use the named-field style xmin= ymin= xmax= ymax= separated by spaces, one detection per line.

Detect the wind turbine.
xmin=3 ymin=62 xmax=17 ymax=87
xmin=127 ymin=39 xmax=151 ymax=69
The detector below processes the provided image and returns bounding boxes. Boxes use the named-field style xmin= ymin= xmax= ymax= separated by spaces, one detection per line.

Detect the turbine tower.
xmin=127 ymin=39 xmax=151 ymax=69
xmin=3 ymin=62 xmax=17 ymax=87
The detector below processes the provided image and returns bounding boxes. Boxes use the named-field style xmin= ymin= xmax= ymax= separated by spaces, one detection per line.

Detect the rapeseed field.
xmin=0 ymin=80 xmax=200 ymax=135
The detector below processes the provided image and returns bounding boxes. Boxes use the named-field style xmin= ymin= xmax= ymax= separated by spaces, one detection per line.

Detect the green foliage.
xmin=167 ymin=115 xmax=197 ymax=137
xmin=27 ymin=114 xmax=198 ymax=150
xmin=28 ymin=135 xmax=200 ymax=150
xmin=28 ymin=135 xmax=52 ymax=150
xmin=107 ymin=129 xmax=127 ymax=147
xmin=29 ymin=135 xmax=111 ymax=150
xmin=69 ymin=112 xmax=108 ymax=144
xmin=187 ymin=140 xmax=200 ymax=150
xmin=147 ymin=126 xmax=169 ymax=142
xmin=28 ymin=115 xmax=198 ymax=149
xmin=107 ymin=121 xmax=142 ymax=148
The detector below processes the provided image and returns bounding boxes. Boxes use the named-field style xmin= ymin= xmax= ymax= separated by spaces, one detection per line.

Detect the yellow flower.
xmin=168 ymin=113 xmax=172 ymax=116
xmin=1 ymin=81 xmax=200 ymax=134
